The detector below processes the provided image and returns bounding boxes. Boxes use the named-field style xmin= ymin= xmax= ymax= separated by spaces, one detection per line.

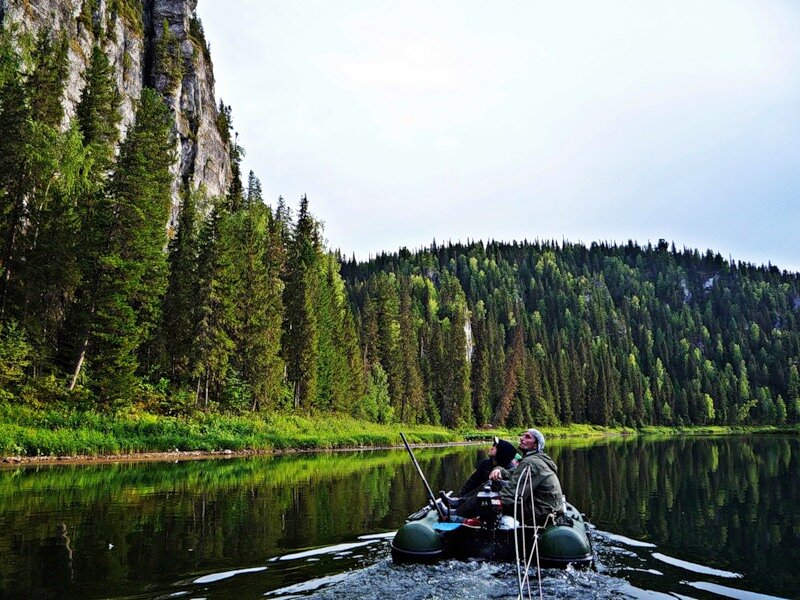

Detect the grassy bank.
xmin=0 ymin=403 xmax=797 ymax=458
xmin=0 ymin=404 xmax=459 ymax=457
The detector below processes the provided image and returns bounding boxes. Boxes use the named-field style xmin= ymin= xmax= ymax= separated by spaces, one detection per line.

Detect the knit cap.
xmin=526 ymin=428 xmax=545 ymax=453
xmin=494 ymin=439 xmax=516 ymax=468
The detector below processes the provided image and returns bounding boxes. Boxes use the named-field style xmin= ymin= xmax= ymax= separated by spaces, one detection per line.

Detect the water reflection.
xmin=0 ymin=435 xmax=797 ymax=599
xmin=550 ymin=435 xmax=799 ymax=597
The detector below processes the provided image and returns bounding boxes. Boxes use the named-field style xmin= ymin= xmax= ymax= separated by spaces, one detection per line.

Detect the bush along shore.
xmin=1 ymin=404 xmax=797 ymax=463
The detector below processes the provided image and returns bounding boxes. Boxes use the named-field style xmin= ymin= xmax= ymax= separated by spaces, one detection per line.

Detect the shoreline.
xmin=0 ymin=440 xmax=482 ymax=468
xmin=2 ymin=423 xmax=794 ymax=468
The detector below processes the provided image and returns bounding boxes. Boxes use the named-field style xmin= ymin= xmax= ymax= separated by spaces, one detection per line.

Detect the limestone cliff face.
xmin=0 ymin=0 xmax=232 ymax=225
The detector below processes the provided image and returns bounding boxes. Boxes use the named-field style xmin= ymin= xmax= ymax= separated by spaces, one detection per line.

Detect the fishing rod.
xmin=399 ymin=432 xmax=446 ymax=521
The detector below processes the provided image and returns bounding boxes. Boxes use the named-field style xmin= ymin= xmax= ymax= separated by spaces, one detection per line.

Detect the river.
xmin=0 ymin=434 xmax=797 ymax=599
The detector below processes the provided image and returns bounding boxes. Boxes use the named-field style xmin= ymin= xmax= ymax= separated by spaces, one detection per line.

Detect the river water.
xmin=0 ymin=435 xmax=797 ymax=599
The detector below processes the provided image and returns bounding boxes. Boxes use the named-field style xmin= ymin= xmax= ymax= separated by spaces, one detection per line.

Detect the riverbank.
xmin=1 ymin=403 xmax=796 ymax=465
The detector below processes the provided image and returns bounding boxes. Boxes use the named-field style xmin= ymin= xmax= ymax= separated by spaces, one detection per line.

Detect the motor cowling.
xmin=476 ymin=484 xmax=502 ymax=528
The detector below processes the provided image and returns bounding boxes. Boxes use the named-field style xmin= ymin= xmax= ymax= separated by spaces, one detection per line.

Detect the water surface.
xmin=0 ymin=435 xmax=796 ymax=599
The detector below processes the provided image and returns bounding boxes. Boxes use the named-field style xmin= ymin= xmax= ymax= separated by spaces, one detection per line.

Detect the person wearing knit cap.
xmin=460 ymin=437 xmax=517 ymax=497
xmin=439 ymin=437 xmax=517 ymax=508
xmin=454 ymin=427 xmax=563 ymax=525
xmin=488 ymin=428 xmax=562 ymax=525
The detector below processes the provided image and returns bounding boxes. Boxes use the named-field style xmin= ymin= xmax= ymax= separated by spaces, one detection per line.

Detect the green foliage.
xmin=161 ymin=187 xmax=203 ymax=384
xmin=78 ymin=0 xmax=102 ymax=38
xmin=215 ymin=100 xmax=232 ymax=145
xmin=107 ymin=0 xmax=143 ymax=35
xmin=155 ymin=19 xmax=183 ymax=91
xmin=362 ymin=363 xmax=393 ymax=424
xmin=207 ymin=201 xmax=286 ymax=410
xmin=343 ymin=239 xmax=800 ymax=431
xmin=27 ymin=32 xmax=69 ymax=127
xmin=67 ymin=88 xmax=174 ymax=403
xmin=0 ymin=321 xmax=30 ymax=398
xmin=281 ymin=196 xmax=320 ymax=409
xmin=188 ymin=12 xmax=212 ymax=65
xmin=0 ymin=404 xmax=458 ymax=456
xmin=76 ymin=45 xmax=121 ymax=173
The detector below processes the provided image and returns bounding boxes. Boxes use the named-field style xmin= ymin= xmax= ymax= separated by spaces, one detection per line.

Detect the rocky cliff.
xmin=0 ymin=0 xmax=232 ymax=225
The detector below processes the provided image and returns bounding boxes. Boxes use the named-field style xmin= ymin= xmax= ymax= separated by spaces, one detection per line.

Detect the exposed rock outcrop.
xmin=1 ymin=0 xmax=232 ymax=226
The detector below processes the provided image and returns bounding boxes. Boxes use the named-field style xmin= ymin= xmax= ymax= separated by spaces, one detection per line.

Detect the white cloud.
xmin=198 ymin=0 xmax=800 ymax=271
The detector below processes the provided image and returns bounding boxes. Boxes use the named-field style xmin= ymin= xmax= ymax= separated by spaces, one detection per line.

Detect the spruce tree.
xmin=0 ymin=49 xmax=32 ymax=318
xmin=398 ymin=279 xmax=425 ymax=422
xmin=226 ymin=202 xmax=285 ymax=410
xmin=27 ymin=32 xmax=69 ymax=128
xmin=68 ymin=88 xmax=174 ymax=403
xmin=281 ymin=196 xmax=319 ymax=409
xmin=161 ymin=186 xmax=203 ymax=383
xmin=193 ymin=203 xmax=235 ymax=408
xmin=76 ymin=45 xmax=121 ymax=174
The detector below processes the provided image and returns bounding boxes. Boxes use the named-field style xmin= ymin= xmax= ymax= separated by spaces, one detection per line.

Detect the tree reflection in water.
xmin=0 ymin=435 xmax=796 ymax=599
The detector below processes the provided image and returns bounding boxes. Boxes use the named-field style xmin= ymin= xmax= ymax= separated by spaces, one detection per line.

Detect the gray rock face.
xmin=1 ymin=0 xmax=232 ymax=226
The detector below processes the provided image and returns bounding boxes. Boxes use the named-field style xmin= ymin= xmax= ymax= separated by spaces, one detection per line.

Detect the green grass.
xmin=461 ymin=423 xmax=632 ymax=443
xmin=0 ymin=402 xmax=796 ymax=458
xmin=0 ymin=403 xmax=461 ymax=457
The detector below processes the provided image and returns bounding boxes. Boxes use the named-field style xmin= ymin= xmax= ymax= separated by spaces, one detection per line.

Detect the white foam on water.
xmin=602 ymin=531 xmax=658 ymax=548
xmin=652 ymin=553 xmax=742 ymax=579
xmin=686 ymin=580 xmax=790 ymax=600
xmin=192 ymin=566 xmax=267 ymax=584
xmin=357 ymin=531 xmax=396 ymax=540
xmin=263 ymin=572 xmax=349 ymax=597
xmin=277 ymin=540 xmax=374 ymax=561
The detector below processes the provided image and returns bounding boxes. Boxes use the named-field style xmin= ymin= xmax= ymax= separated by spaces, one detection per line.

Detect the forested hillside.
xmin=2 ymin=21 xmax=799 ymax=432
xmin=342 ymin=241 xmax=800 ymax=428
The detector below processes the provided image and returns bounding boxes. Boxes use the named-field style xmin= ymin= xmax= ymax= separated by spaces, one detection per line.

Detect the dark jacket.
xmin=459 ymin=440 xmax=517 ymax=496
xmin=498 ymin=450 xmax=562 ymax=523
xmin=459 ymin=457 xmax=495 ymax=496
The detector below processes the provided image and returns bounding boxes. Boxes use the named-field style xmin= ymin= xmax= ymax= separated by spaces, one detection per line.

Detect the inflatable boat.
xmin=391 ymin=494 xmax=593 ymax=568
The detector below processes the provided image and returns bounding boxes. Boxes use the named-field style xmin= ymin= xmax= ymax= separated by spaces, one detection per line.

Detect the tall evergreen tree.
xmin=161 ymin=187 xmax=203 ymax=383
xmin=281 ymin=196 xmax=320 ymax=409
xmin=76 ymin=45 xmax=121 ymax=174
xmin=0 ymin=46 xmax=33 ymax=318
xmin=226 ymin=202 xmax=285 ymax=410
xmin=68 ymin=88 xmax=174 ymax=402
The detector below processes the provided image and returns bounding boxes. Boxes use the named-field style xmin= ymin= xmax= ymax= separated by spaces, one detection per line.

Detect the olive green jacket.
xmin=498 ymin=451 xmax=563 ymax=522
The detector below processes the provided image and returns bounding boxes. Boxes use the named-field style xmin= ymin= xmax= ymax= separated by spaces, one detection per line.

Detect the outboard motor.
xmin=476 ymin=484 xmax=502 ymax=529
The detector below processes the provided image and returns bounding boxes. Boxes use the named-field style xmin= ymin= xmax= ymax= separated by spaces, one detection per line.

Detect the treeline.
xmin=341 ymin=240 xmax=800 ymax=428
xmin=2 ymin=29 xmax=800 ymax=430
xmin=0 ymin=29 xmax=368 ymax=418
xmin=0 ymin=29 xmax=179 ymax=406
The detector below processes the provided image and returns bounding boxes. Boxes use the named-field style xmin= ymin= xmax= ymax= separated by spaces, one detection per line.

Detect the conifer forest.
xmin=2 ymin=24 xmax=800 ymax=432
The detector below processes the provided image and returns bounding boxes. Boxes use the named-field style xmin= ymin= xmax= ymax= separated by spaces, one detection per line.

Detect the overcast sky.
xmin=196 ymin=1 xmax=800 ymax=272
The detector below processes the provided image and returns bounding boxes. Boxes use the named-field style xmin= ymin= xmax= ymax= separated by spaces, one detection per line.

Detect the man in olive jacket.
xmin=455 ymin=428 xmax=563 ymax=525
xmin=489 ymin=428 xmax=563 ymax=525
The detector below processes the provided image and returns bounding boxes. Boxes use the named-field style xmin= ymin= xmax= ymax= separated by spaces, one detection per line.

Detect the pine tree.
xmin=282 ymin=196 xmax=320 ymax=409
xmin=28 ymin=32 xmax=68 ymax=128
xmin=492 ymin=320 xmax=524 ymax=425
xmin=470 ymin=301 xmax=491 ymax=425
xmin=192 ymin=202 xmax=236 ymax=408
xmin=0 ymin=47 xmax=33 ymax=318
xmin=76 ymin=45 xmax=121 ymax=174
xmin=226 ymin=202 xmax=285 ymax=410
xmin=68 ymin=88 xmax=174 ymax=403
xmin=1 ymin=33 xmax=82 ymax=373
xmin=161 ymin=187 xmax=203 ymax=383
xmin=246 ymin=170 xmax=263 ymax=207
xmin=398 ymin=278 xmax=425 ymax=422
xmin=787 ymin=365 xmax=800 ymax=423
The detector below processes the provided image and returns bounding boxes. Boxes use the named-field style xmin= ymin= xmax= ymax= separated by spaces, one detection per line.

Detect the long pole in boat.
xmin=399 ymin=432 xmax=446 ymax=521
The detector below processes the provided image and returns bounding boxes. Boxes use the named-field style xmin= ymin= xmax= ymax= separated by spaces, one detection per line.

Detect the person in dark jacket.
xmin=439 ymin=437 xmax=517 ymax=508
xmin=459 ymin=436 xmax=517 ymax=496
xmin=454 ymin=428 xmax=563 ymax=525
